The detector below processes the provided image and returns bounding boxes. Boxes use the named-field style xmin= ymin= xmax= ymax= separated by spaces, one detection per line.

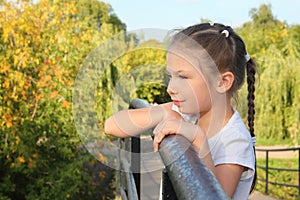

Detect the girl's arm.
xmin=104 ymin=102 xmax=181 ymax=138
xmin=152 ymin=119 xmax=244 ymax=198
xmin=215 ymin=164 xmax=244 ymax=197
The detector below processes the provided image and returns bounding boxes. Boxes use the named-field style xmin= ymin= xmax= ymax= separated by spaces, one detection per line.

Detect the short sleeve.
xmin=216 ymin=131 xmax=255 ymax=179
xmin=208 ymin=113 xmax=255 ymax=180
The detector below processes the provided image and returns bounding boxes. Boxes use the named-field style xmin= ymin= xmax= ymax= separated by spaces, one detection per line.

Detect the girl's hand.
xmin=160 ymin=103 xmax=182 ymax=121
xmin=152 ymin=119 xmax=200 ymax=152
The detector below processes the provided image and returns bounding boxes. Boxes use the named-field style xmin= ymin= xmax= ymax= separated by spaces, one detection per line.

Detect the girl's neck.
xmin=197 ymin=103 xmax=234 ymax=138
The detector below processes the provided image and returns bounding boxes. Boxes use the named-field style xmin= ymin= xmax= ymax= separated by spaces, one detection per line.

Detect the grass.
xmin=256 ymin=158 xmax=299 ymax=200
xmin=256 ymin=137 xmax=295 ymax=146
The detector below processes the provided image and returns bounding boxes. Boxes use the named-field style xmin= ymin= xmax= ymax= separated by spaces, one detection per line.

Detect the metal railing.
xmin=118 ymin=136 xmax=140 ymax=200
xmin=255 ymin=147 xmax=300 ymax=196
xmin=117 ymin=98 xmax=229 ymax=200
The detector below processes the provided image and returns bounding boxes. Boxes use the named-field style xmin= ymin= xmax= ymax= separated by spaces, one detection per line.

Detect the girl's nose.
xmin=167 ymin=80 xmax=177 ymax=95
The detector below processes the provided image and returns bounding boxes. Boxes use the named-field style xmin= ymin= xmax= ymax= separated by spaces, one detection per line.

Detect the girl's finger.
xmin=153 ymin=138 xmax=159 ymax=152
xmin=153 ymin=125 xmax=161 ymax=135
xmin=154 ymin=132 xmax=163 ymax=144
xmin=153 ymin=131 xmax=166 ymax=152
xmin=153 ymin=120 xmax=165 ymax=134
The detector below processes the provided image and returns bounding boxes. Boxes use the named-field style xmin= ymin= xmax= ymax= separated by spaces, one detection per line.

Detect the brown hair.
xmin=170 ymin=23 xmax=257 ymax=193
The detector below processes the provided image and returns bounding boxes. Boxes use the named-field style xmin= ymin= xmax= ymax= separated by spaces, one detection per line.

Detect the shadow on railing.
xmin=117 ymin=98 xmax=229 ymax=200
xmin=255 ymin=147 xmax=300 ymax=197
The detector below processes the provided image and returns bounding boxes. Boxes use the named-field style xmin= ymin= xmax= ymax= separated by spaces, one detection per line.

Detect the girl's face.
xmin=166 ymin=52 xmax=212 ymax=115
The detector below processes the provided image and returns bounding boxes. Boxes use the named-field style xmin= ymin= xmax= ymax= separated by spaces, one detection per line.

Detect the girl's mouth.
xmin=173 ymin=100 xmax=182 ymax=106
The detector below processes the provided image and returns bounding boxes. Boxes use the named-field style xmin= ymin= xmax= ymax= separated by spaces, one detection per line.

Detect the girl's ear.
xmin=216 ymin=72 xmax=235 ymax=93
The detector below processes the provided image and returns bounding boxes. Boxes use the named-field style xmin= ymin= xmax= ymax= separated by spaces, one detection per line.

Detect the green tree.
xmin=0 ymin=0 xmax=124 ymax=198
xmin=238 ymin=4 xmax=287 ymax=59
xmin=94 ymin=37 xmax=168 ymax=126
xmin=72 ymin=0 xmax=126 ymax=31
xmin=237 ymin=4 xmax=300 ymax=144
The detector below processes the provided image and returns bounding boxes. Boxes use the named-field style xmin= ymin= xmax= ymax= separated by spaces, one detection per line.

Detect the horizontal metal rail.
xmin=257 ymin=178 xmax=299 ymax=189
xmin=256 ymin=147 xmax=300 ymax=152
xmin=257 ymin=165 xmax=298 ymax=172
xmin=129 ymin=98 xmax=152 ymax=109
xmin=159 ymin=134 xmax=229 ymax=199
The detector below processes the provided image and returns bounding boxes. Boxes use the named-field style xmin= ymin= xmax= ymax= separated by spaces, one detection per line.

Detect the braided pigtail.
xmin=246 ymin=57 xmax=257 ymax=193
xmin=246 ymin=58 xmax=256 ymax=137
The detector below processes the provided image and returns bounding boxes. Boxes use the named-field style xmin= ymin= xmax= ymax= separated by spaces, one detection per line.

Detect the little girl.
xmin=105 ymin=23 xmax=256 ymax=199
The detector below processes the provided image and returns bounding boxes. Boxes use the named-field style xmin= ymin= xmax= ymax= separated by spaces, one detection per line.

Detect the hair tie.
xmin=245 ymin=53 xmax=251 ymax=62
xmin=251 ymin=136 xmax=256 ymax=147
xmin=221 ymin=29 xmax=230 ymax=38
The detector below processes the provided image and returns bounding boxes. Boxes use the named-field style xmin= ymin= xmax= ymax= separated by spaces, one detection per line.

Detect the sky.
xmin=103 ymin=0 xmax=300 ymax=31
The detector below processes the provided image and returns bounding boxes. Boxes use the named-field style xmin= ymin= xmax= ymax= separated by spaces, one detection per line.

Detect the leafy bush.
xmin=0 ymin=0 xmax=122 ymax=199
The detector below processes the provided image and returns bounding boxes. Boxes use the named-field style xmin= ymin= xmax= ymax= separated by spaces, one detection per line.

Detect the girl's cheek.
xmin=167 ymin=78 xmax=191 ymax=95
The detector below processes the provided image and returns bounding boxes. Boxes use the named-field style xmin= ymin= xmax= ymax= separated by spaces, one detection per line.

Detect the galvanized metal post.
xmin=265 ymin=150 xmax=269 ymax=194
xmin=298 ymin=149 xmax=300 ymax=197
xmin=129 ymin=98 xmax=151 ymax=199
xmin=131 ymin=136 xmax=140 ymax=199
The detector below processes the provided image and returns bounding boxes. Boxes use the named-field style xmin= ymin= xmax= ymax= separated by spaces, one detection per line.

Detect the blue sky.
xmin=103 ymin=0 xmax=300 ymax=31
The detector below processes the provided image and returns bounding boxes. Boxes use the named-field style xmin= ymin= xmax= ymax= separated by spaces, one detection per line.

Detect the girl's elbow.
xmin=104 ymin=118 xmax=127 ymax=138
xmin=104 ymin=118 xmax=113 ymax=135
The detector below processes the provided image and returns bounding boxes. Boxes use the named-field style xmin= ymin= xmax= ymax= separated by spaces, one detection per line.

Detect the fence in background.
xmin=255 ymin=147 xmax=300 ymax=197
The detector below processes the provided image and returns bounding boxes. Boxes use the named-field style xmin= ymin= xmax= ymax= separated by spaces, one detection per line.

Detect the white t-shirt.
xmin=171 ymin=105 xmax=255 ymax=199
xmin=208 ymin=110 xmax=255 ymax=200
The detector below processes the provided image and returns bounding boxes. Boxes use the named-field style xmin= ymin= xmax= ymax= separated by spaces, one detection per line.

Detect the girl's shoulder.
xmin=208 ymin=110 xmax=256 ymax=171
xmin=208 ymin=110 xmax=253 ymax=151
xmin=223 ymin=110 xmax=250 ymax=138
xmin=211 ymin=110 xmax=250 ymax=140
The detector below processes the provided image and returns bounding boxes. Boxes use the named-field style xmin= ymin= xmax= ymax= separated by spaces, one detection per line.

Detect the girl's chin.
xmin=178 ymin=107 xmax=199 ymax=115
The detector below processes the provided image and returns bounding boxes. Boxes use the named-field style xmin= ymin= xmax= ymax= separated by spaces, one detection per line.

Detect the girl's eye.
xmin=165 ymin=72 xmax=188 ymax=80
xmin=179 ymin=75 xmax=188 ymax=79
